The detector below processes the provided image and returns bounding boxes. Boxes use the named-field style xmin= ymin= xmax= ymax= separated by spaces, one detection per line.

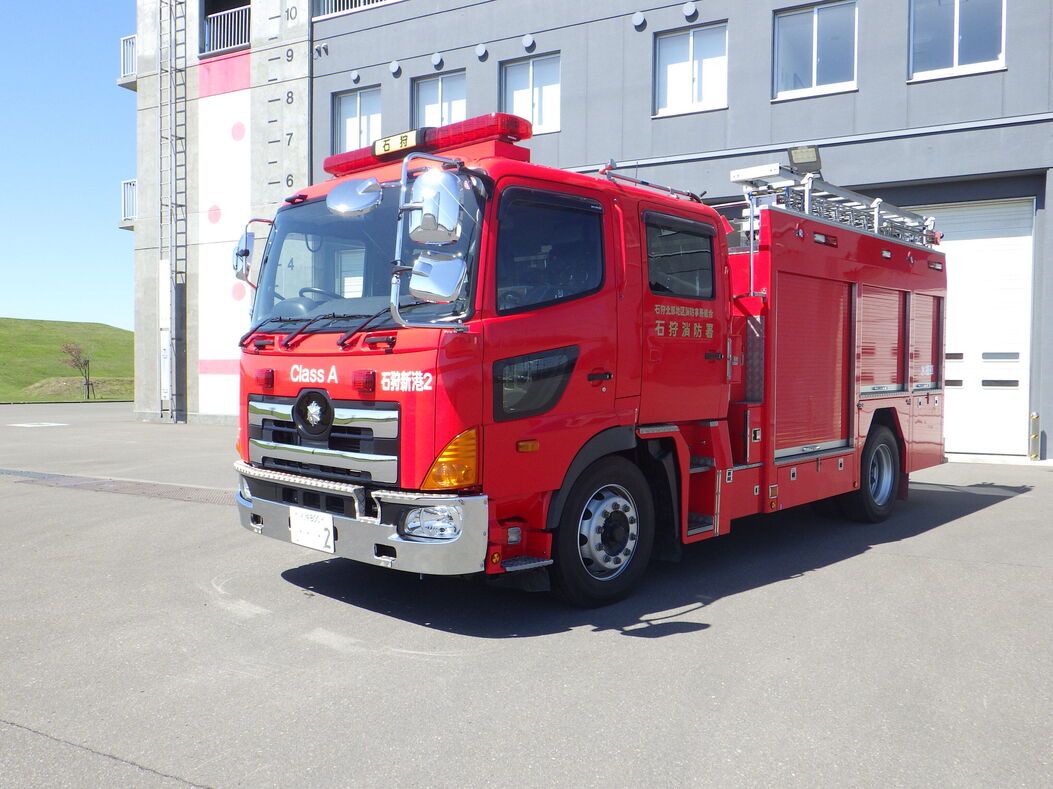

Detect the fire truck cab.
xmin=233 ymin=113 xmax=946 ymax=606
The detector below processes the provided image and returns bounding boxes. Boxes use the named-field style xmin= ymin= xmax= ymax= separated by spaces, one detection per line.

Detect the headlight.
xmin=239 ymin=477 xmax=252 ymax=502
xmin=400 ymin=505 xmax=463 ymax=540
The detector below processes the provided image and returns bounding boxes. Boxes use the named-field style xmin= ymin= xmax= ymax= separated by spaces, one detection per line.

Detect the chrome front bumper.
xmin=234 ymin=461 xmax=488 ymax=576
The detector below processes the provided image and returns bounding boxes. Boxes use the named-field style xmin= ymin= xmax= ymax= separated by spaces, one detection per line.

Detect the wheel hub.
xmin=869 ymin=443 xmax=895 ymax=506
xmin=576 ymin=484 xmax=639 ymax=581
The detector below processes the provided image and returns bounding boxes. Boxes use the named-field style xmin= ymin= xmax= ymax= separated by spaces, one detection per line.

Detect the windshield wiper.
xmin=281 ymin=312 xmax=343 ymax=349
xmin=239 ymin=315 xmax=296 ymax=347
xmin=336 ymin=306 xmax=392 ymax=348
xmin=335 ymin=299 xmax=437 ymax=348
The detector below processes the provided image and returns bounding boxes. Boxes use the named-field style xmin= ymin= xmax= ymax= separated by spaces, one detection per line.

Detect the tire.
xmin=550 ymin=456 xmax=655 ymax=607
xmin=841 ymin=426 xmax=900 ymax=523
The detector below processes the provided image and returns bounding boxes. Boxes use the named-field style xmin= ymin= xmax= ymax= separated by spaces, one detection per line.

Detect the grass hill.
xmin=0 ymin=318 xmax=133 ymax=402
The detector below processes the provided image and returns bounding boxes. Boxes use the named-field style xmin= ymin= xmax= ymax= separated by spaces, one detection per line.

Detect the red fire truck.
xmin=232 ymin=113 xmax=945 ymax=606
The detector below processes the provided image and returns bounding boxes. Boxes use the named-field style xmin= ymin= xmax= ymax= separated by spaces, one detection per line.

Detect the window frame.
xmin=772 ymin=0 xmax=858 ymax=101
xmin=653 ymin=22 xmax=729 ymax=117
xmin=500 ymin=53 xmax=562 ymax=134
xmin=494 ymin=186 xmax=606 ymax=316
xmin=332 ymin=86 xmax=382 ymax=154
xmin=643 ymin=211 xmax=717 ymax=302
xmin=412 ymin=70 xmax=467 ymax=128
xmin=908 ymin=0 xmax=1006 ymax=83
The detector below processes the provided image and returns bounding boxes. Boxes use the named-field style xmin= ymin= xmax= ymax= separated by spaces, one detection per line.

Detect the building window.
xmin=655 ymin=25 xmax=728 ymax=115
xmin=501 ymin=54 xmax=560 ymax=133
xmin=414 ymin=72 xmax=466 ymax=127
xmin=910 ymin=0 xmax=1005 ymax=80
xmin=334 ymin=87 xmax=381 ymax=153
xmin=774 ymin=1 xmax=857 ymax=99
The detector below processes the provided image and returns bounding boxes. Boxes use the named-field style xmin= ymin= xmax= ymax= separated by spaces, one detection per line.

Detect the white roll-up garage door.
xmin=914 ymin=199 xmax=1035 ymax=456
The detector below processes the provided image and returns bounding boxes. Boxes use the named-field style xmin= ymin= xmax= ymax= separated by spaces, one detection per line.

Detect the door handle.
xmin=704 ymin=352 xmax=725 ymax=360
xmin=587 ymin=371 xmax=613 ymax=381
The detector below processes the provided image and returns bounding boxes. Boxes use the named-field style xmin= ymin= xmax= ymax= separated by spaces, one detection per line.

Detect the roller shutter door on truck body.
xmin=913 ymin=199 xmax=1035 ymax=456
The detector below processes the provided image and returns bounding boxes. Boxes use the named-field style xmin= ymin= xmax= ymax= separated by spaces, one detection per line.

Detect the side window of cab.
xmin=644 ymin=212 xmax=715 ymax=300
xmin=495 ymin=187 xmax=604 ymax=314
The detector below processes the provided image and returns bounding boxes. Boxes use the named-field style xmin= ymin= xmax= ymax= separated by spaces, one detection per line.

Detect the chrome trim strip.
xmin=637 ymin=424 xmax=680 ymax=435
xmin=248 ymin=400 xmax=398 ymax=438
xmin=235 ymin=460 xmax=368 ymax=497
xmin=773 ymin=441 xmax=851 ymax=461
xmin=249 ymin=439 xmax=397 ymax=483
xmin=248 ymin=400 xmax=293 ymax=422
xmin=331 ymin=407 xmax=399 ymax=438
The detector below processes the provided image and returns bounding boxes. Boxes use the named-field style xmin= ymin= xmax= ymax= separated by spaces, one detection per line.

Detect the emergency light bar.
xmin=323 ymin=113 xmax=533 ymax=177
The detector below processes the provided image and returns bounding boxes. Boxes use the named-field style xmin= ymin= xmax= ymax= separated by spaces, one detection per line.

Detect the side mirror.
xmin=409 ymin=250 xmax=467 ymax=304
xmin=407 ymin=169 xmax=464 ymax=245
xmin=233 ymin=231 xmax=254 ymax=281
xmin=327 ymin=177 xmax=382 ymax=216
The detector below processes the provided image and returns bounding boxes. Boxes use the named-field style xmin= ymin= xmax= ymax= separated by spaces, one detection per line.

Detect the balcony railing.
xmin=202 ymin=5 xmax=250 ymax=55
xmin=313 ymin=0 xmax=409 ymax=18
xmin=121 ymin=179 xmax=137 ymax=223
xmin=119 ymin=34 xmax=136 ymax=83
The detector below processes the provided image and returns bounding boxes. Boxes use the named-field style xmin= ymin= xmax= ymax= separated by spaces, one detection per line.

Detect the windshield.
xmin=251 ymin=179 xmax=482 ymax=332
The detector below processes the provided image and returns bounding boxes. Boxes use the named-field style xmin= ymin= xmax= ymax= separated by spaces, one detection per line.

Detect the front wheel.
xmin=842 ymin=426 xmax=900 ymax=523
xmin=550 ymin=457 xmax=655 ymax=607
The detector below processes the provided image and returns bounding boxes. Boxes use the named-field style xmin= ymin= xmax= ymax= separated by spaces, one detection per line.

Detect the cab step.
xmin=687 ymin=513 xmax=716 ymax=535
xmin=501 ymin=556 xmax=554 ymax=572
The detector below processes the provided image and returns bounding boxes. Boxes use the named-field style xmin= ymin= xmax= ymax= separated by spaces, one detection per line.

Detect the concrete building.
xmin=121 ymin=0 xmax=1052 ymax=460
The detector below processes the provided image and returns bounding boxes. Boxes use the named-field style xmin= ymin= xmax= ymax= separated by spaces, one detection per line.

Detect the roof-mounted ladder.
xmin=730 ymin=163 xmax=939 ymax=248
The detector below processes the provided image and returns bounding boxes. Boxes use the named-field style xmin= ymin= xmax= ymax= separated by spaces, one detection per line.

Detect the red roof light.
xmin=323 ymin=146 xmax=384 ymax=177
xmin=423 ymin=113 xmax=533 ymax=150
xmin=323 ymin=113 xmax=532 ymax=176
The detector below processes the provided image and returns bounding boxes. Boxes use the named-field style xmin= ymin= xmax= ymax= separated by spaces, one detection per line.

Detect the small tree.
xmin=60 ymin=342 xmax=93 ymax=399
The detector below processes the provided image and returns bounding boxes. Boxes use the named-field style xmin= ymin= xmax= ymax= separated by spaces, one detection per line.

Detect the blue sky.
xmin=0 ymin=3 xmax=136 ymax=331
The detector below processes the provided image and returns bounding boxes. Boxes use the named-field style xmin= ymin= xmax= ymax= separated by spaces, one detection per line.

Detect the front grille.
xmin=247 ymin=395 xmax=399 ymax=485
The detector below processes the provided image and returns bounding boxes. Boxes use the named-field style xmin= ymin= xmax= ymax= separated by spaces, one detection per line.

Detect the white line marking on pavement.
xmin=304 ymin=627 xmax=367 ymax=654
xmin=7 ymin=423 xmax=69 ymax=428
xmin=215 ymin=597 xmax=273 ymax=619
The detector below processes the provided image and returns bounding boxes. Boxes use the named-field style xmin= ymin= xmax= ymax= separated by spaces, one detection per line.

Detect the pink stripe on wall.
xmin=199 ymin=51 xmax=250 ymax=97
xmin=198 ymin=359 xmax=241 ymax=375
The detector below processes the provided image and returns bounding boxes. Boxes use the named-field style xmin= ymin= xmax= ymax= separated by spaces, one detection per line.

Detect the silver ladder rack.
xmin=730 ymin=163 xmax=938 ymax=248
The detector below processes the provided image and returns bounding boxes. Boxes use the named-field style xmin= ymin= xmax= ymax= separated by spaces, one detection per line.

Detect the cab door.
xmin=637 ymin=207 xmax=730 ymax=423
xmin=481 ymin=181 xmax=621 ymax=503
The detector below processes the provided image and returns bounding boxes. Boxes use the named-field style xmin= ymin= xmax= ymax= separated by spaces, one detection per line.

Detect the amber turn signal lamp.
xmin=421 ymin=428 xmax=478 ymax=490
xmin=516 ymin=439 xmax=539 ymax=453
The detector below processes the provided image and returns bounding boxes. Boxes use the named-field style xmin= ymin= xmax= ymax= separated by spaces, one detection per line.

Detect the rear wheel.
xmin=842 ymin=426 xmax=900 ymax=523
xmin=550 ymin=457 xmax=655 ymax=607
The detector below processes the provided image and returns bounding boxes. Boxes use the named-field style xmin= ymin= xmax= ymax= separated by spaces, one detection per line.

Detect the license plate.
xmin=289 ymin=507 xmax=335 ymax=554
xmin=373 ymin=129 xmax=422 ymax=157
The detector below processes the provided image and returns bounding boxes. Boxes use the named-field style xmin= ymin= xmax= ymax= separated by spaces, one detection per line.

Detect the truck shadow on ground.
xmin=281 ymin=480 xmax=1030 ymax=639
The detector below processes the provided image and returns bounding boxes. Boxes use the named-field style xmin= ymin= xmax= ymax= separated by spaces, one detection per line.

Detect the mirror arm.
xmin=388 ymin=269 xmax=468 ymax=332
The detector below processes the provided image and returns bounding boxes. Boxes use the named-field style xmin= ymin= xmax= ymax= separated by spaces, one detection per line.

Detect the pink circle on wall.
xmin=208 ymin=205 xmax=222 ymax=224
xmin=232 ymin=282 xmax=246 ymax=301
xmin=232 ymin=122 xmax=245 ymax=141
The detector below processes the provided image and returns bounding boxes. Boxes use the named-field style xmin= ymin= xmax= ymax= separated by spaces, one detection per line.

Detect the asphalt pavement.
xmin=0 ymin=402 xmax=1050 ymax=788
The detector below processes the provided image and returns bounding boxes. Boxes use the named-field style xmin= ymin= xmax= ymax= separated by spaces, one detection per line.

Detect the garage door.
xmin=914 ymin=200 xmax=1035 ymax=455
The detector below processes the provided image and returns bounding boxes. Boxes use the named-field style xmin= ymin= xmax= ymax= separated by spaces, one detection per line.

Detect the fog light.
xmin=401 ymin=505 xmax=462 ymax=540
xmin=239 ymin=477 xmax=252 ymax=501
